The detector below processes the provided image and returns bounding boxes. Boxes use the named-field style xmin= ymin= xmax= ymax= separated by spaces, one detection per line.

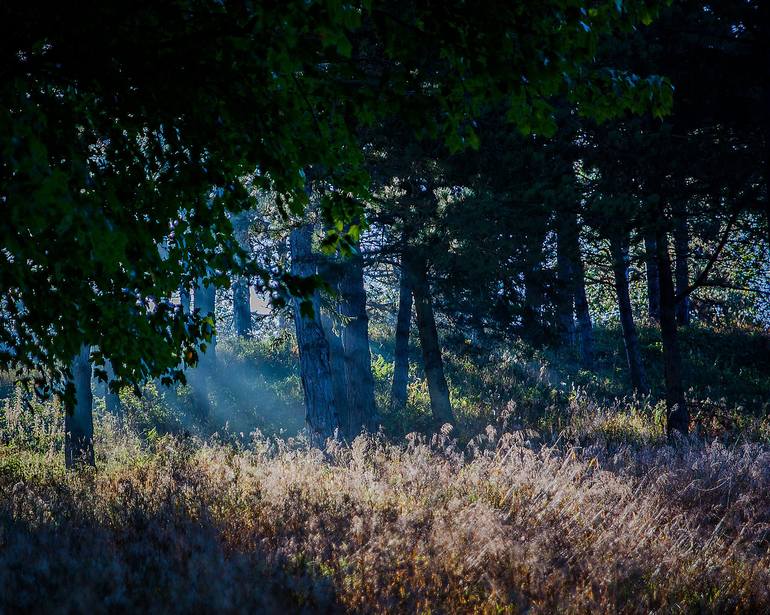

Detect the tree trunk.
xmin=407 ymin=251 xmax=454 ymax=426
xmin=609 ymin=233 xmax=649 ymax=393
xmin=104 ymin=360 xmax=122 ymax=422
xmin=194 ymin=279 xmax=217 ymax=362
xmin=232 ymin=212 xmax=252 ymax=337
xmin=190 ymin=279 xmax=217 ymax=422
xmin=232 ymin=279 xmax=251 ymax=337
xmin=655 ymin=228 xmax=689 ymax=434
xmin=561 ymin=210 xmax=594 ymax=369
xmin=290 ymin=224 xmax=340 ymax=443
xmin=321 ymin=313 xmax=351 ymax=437
xmin=65 ymin=344 xmax=95 ymax=468
xmin=643 ymin=233 xmax=661 ymax=322
xmin=390 ymin=261 xmax=413 ymax=413
xmin=556 ymin=216 xmax=576 ymax=348
xmin=574 ymin=265 xmax=594 ymax=371
xmin=673 ymin=202 xmax=691 ymax=326
xmin=338 ymin=247 xmax=378 ymax=438
xmin=522 ymin=239 xmax=545 ymax=343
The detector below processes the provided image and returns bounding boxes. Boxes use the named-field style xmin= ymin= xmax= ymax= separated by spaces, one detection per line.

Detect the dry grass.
xmin=2 ymin=409 xmax=770 ymax=614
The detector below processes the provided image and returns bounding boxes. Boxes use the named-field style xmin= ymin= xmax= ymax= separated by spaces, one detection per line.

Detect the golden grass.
xmin=2 ymin=414 xmax=770 ymax=613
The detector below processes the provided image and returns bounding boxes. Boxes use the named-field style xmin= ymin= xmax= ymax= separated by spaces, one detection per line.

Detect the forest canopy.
xmin=1 ymin=1 xmax=671 ymax=396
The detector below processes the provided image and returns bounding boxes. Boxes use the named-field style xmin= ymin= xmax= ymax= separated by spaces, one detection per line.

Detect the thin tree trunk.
xmin=232 ymin=280 xmax=251 ymax=337
xmin=562 ymin=210 xmax=594 ymax=369
xmin=522 ymin=240 xmax=545 ymax=342
xmin=391 ymin=259 xmax=413 ymax=413
xmin=290 ymin=224 xmax=340 ymax=443
xmin=190 ymin=279 xmax=217 ymax=423
xmin=194 ymin=279 xmax=217 ymax=362
xmin=65 ymin=344 xmax=94 ymax=468
xmin=644 ymin=233 xmax=661 ymax=322
xmin=338 ymin=247 xmax=378 ymax=437
xmin=556 ymin=216 xmax=576 ymax=348
xmin=673 ymin=202 xmax=691 ymax=326
xmin=609 ymin=233 xmax=649 ymax=393
xmin=104 ymin=360 xmax=122 ymax=422
xmin=655 ymin=228 xmax=689 ymax=434
xmin=407 ymin=251 xmax=454 ymax=426
xmin=573 ymin=262 xmax=594 ymax=371
xmin=232 ymin=212 xmax=252 ymax=337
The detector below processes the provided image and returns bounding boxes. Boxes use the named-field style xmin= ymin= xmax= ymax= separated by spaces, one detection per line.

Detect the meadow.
xmin=2 ymin=325 xmax=769 ymax=613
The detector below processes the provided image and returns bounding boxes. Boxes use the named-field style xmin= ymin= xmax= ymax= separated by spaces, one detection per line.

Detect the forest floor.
xmin=2 ymin=414 xmax=770 ymax=613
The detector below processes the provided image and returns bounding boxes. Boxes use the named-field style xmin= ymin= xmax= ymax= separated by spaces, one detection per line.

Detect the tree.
xmin=608 ymin=231 xmax=649 ymax=393
xmin=290 ymin=224 xmax=341 ymax=443
xmin=405 ymin=249 xmax=455 ymax=426
xmin=232 ymin=212 xmax=253 ymax=338
xmin=390 ymin=256 xmax=413 ymax=414
xmin=338 ymin=244 xmax=378 ymax=437
xmin=64 ymin=345 xmax=94 ymax=468
xmin=0 ymin=1 xmax=673 ymax=397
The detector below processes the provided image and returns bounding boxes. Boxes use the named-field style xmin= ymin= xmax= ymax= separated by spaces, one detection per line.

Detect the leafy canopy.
xmin=0 ymin=0 xmax=671 ymax=398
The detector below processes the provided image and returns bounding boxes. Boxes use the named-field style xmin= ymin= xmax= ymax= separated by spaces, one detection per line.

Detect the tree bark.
xmin=321 ymin=313 xmax=351 ymax=437
xmin=673 ymin=202 xmax=691 ymax=326
xmin=194 ymin=279 xmax=217 ymax=362
xmin=190 ymin=278 xmax=217 ymax=422
xmin=522 ymin=238 xmax=545 ymax=343
xmin=232 ymin=211 xmax=252 ymax=337
xmin=390 ymin=260 xmax=413 ymax=414
xmin=574 ymin=268 xmax=594 ymax=371
xmin=290 ymin=224 xmax=340 ymax=443
xmin=65 ymin=344 xmax=95 ymax=468
xmin=407 ymin=251 xmax=454 ymax=426
xmin=104 ymin=359 xmax=122 ymax=422
xmin=338 ymin=247 xmax=378 ymax=438
xmin=644 ymin=233 xmax=661 ymax=322
xmin=561 ymin=210 xmax=594 ymax=369
xmin=232 ymin=279 xmax=251 ymax=337
xmin=655 ymin=228 xmax=689 ymax=434
xmin=556 ymin=216 xmax=576 ymax=348
xmin=609 ymin=233 xmax=649 ymax=393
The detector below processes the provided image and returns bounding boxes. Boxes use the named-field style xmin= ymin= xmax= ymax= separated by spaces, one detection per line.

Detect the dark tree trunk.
xmin=655 ymin=228 xmax=689 ymax=434
xmin=321 ymin=314 xmax=351 ymax=436
xmin=556 ymin=217 xmax=576 ymax=348
xmin=290 ymin=224 xmax=340 ymax=443
xmin=190 ymin=279 xmax=217 ymax=422
xmin=522 ymin=242 xmax=545 ymax=342
xmin=232 ymin=212 xmax=252 ymax=337
xmin=338 ymin=247 xmax=378 ymax=437
xmin=609 ymin=233 xmax=649 ymax=393
xmin=232 ymin=279 xmax=251 ymax=337
xmin=673 ymin=203 xmax=691 ymax=326
xmin=762 ymin=8 xmax=770 ymax=250
xmin=65 ymin=344 xmax=95 ymax=468
xmin=644 ymin=233 xmax=661 ymax=322
xmin=194 ymin=279 xmax=217 ymax=362
xmin=390 ymin=259 xmax=413 ymax=413
xmin=407 ymin=251 xmax=454 ymax=426
xmin=560 ymin=210 xmax=594 ymax=369
xmin=574 ymin=264 xmax=594 ymax=371
xmin=104 ymin=360 xmax=122 ymax=422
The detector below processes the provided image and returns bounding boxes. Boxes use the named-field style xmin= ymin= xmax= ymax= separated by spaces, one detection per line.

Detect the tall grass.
xmin=2 ymin=405 xmax=770 ymax=613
